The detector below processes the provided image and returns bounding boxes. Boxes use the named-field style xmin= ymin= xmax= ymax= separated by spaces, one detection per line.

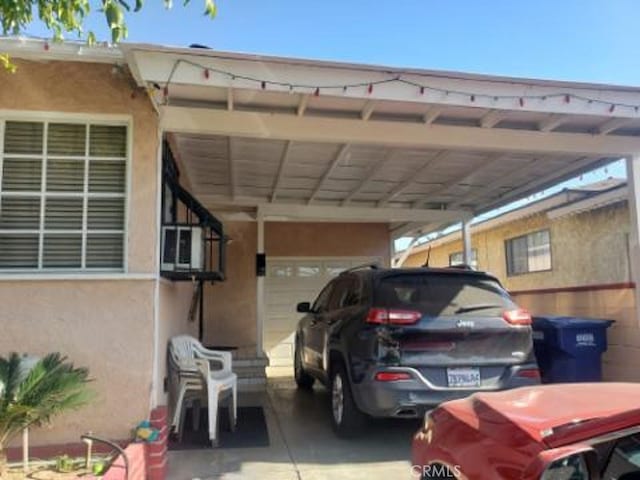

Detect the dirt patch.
xmin=6 ymin=466 xmax=91 ymax=479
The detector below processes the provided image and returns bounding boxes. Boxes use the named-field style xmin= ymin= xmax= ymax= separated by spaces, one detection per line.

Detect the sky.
xmin=21 ymin=0 xmax=636 ymax=247
xmin=22 ymin=0 xmax=640 ymax=86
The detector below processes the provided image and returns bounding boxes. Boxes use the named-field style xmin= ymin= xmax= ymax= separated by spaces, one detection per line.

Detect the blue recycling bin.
xmin=532 ymin=316 xmax=614 ymax=383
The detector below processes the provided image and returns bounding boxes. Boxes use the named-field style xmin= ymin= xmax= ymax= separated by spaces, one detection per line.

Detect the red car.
xmin=411 ymin=383 xmax=640 ymax=479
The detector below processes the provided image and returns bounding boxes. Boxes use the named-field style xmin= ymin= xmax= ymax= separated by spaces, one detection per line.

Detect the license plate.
xmin=447 ymin=367 xmax=481 ymax=388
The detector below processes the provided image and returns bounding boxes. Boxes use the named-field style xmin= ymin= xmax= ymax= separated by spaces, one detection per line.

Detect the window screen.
xmin=0 ymin=120 xmax=127 ymax=271
xmin=505 ymin=229 xmax=551 ymax=276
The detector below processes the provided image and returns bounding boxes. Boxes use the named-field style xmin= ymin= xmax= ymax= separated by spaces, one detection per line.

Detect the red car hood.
xmin=443 ymin=383 xmax=640 ymax=447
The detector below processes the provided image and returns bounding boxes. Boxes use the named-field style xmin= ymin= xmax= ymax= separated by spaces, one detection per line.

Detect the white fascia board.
xmin=547 ymin=186 xmax=628 ymax=219
xmin=0 ymin=37 xmax=123 ymax=64
xmin=160 ymin=106 xmax=640 ymax=156
xmin=256 ymin=203 xmax=472 ymax=224
xmin=127 ymin=47 xmax=640 ymax=118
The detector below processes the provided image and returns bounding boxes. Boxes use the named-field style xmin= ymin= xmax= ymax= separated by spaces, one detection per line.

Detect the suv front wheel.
xmin=330 ymin=362 xmax=366 ymax=437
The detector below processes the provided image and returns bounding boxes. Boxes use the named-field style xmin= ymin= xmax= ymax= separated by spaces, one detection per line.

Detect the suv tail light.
xmin=366 ymin=308 xmax=422 ymax=325
xmin=503 ymin=308 xmax=532 ymax=326
xmin=517 ymin=368 xmax=541 ymax=379
xmin=375 ymin=371 xmax=412 ymax=382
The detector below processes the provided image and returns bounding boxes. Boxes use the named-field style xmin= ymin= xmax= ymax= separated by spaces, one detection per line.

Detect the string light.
xmin=154 ymin=58 xmax=640 ymax=112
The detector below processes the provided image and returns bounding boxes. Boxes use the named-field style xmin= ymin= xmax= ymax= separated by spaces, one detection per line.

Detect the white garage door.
xmin=265 ymin=257 xmax=379 ymax=369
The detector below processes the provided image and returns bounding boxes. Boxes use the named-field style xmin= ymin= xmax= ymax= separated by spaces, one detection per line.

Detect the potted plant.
xmin=0 ymin=353 xmax=92 ymax=478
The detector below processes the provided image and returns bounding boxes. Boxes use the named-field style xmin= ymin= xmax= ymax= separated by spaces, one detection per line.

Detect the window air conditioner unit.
xmin=161 ymin=226 xmax=204 ymax=271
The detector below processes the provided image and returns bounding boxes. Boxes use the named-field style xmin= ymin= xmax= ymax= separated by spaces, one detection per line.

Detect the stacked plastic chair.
xmin=168 ymin=335 xmax=237 ymax=446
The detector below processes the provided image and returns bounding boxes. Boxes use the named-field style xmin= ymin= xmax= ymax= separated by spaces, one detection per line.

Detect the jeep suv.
xmin=294 ymin=265 xmax=540 ymax=437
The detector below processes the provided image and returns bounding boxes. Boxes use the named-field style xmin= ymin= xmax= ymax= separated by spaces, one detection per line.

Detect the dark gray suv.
xmin=294 ymin=265 xmax=540 ymax=437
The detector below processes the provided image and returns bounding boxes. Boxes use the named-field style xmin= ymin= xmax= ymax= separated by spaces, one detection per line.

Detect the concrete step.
xmin=231 ymin=348 xmax=269 ymax=392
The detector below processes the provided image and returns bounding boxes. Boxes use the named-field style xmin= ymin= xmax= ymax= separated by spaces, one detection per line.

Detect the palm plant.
xmin=0 ymin=353 xmax=92 ymax=477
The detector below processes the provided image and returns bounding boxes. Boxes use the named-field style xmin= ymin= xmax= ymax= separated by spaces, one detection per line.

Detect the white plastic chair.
xmin=168 ymin=335 xmax=237 ymax=445
xmin=167 ymin=350 xmax=205 ymax=440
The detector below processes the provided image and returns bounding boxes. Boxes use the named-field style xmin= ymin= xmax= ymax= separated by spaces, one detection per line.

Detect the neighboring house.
xmin=402 ymin=179 xmax=635 ymax=381
xmin=3 ymin=37 xmax=640 ymax=453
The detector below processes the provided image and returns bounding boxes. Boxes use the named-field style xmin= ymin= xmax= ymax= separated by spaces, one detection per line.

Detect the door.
xmin=302 ymin=280 xmax=338 ymax=374
xmin=264 ymin=257 xmax=378 ymax=369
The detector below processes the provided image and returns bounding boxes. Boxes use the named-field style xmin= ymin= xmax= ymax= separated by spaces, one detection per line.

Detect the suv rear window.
xmin=376 ymin=273 xmax=516 ymax=316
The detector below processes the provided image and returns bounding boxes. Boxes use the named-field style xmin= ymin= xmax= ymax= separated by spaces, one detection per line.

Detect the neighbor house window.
xmin=449 ymin=249 xmax=478 ymax=269
xmin=0 ymin=120 xmax=128 ymax=271
xmin=505 ymin=229 xmax=551 ymax=276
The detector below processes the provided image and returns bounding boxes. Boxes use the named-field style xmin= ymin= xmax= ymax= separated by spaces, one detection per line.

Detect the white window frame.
xmin=0 ymin=111 xmax=132 ymax=274
xmin=505 ymin=229 xmax=552 ymax=276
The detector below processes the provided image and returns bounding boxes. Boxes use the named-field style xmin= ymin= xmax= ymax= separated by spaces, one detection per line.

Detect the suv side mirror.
xmin=297 ymin=302 xmax=311 ymax=313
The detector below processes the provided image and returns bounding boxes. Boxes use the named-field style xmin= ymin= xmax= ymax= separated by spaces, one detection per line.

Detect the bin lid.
xmin=532 ymin=316 xmax=615 ymax=330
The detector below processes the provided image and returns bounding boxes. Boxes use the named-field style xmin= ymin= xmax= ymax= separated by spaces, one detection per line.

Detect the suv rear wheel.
xmin=294 ymin=339 xmax=315 ymax=389
xmin=330 ymin=362 xmax=366 ymax=437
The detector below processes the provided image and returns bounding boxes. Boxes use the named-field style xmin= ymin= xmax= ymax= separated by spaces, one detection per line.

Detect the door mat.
xmin=168 ymin=406 xmax=270 ymax=450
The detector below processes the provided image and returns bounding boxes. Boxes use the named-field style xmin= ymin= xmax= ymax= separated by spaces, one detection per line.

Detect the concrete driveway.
xmin=167 ymin=377 xmax=419 ymax=480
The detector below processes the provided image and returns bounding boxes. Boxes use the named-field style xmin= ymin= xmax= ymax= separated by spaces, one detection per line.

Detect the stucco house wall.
xmin=0 ymin=59 xmax=161 ymax=446
xmin=404 ymin=202 xmax=630 ymax=291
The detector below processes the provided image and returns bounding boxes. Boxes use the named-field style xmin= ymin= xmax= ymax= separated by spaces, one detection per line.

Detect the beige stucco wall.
xmin=265 ymin=222 xmax=391 ymax=261
xmin=0 ymin=281 xmax=155 ymax=446
xmin=0 ymin=60 xmax=161 ymax=446
xmin=203 ymin=221 xmax=391 ymax=348
xmin=404 ymin=202 xmax=630 ymax=291
xmin=513 ymin=287 xmax=640 ymax=382
xmin=204 ymin=221 xmax=258 ymax=348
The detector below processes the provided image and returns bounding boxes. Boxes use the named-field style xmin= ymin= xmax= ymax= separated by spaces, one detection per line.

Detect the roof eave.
xmin=122 ymin=42 xmax=640 ymax=94
xmin=0 ymin=36 xmax=123 ymax=64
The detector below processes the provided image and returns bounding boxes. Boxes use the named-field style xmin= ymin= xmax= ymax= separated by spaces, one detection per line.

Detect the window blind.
xmin=0 ymin=120 xmax=128 ymax=271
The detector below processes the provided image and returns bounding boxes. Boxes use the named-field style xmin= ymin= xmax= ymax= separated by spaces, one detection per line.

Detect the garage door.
xmin=265 ymin=257 xmax=379 ymax=368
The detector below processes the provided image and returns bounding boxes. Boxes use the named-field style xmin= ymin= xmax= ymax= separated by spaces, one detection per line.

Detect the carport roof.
xmin=96 ymin=43 xmax=640 ymax=237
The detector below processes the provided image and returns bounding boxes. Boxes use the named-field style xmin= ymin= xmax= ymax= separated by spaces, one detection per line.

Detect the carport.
xmin=123 ymin=44 xmax=640 ymax=371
